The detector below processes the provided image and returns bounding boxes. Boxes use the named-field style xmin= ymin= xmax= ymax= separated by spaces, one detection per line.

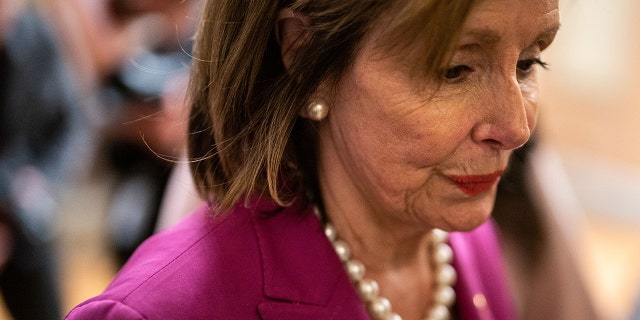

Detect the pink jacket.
xmin=66 ymin=198 xmax=515 ymax=319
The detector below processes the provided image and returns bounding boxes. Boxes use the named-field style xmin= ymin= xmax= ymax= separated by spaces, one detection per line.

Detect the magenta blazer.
xmin=66 ymin=198 xmax=515 ymax=319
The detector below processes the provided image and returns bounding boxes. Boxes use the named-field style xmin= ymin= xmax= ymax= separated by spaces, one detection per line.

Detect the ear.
xmin=274 ymin=8 xmax=310 ymax=71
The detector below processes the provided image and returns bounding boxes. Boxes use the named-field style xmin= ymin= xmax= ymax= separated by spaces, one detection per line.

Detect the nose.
xmin=471 ymin=74 xmax=532 ymax=150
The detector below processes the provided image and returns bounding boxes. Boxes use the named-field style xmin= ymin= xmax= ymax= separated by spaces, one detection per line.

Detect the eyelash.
xmin=443 ymin=65 xmax=473 ymax=81
xmin=442 ymin=58 xmax=549 ymax=82
xmin=517 ymin=58 xmax=548 ymax=78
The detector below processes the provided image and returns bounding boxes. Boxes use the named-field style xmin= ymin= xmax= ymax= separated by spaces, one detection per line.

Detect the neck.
xmin=366 ymin=259 xmax=437 ymax=320
xmin=316 ymin=205 xmax=457 ymax=320
xmin=315 ymin=138 xmax=456 ymax=319
xmin=318 ymin=185 xmax=439 ymax=319
xmin=321 ymin=185 xmax=432 ymax=272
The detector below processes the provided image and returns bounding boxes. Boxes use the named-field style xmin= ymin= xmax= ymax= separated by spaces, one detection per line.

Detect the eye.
xmin=443 ymin=65 xmax=473 ymax=82
xmin=517 ymin=58 xmax=548 ymax=79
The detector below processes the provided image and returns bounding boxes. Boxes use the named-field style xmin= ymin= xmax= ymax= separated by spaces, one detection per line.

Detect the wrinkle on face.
xmin=317 ymin=0 xmax=560 ymax=235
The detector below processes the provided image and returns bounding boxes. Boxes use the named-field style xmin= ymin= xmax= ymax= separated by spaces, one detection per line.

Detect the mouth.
xmin=446 ymin=170 xmax=505 ymax=196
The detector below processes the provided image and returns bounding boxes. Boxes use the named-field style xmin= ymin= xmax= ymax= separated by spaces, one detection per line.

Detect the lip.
xmin=446 ymin=170 xmax=505 ymax=196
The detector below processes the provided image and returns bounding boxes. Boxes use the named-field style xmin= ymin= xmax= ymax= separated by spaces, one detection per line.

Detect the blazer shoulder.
xmin=66 ymin=299 xmax=146 ymax=320
xmin=69 ymin=203 xmax=266 ymax=319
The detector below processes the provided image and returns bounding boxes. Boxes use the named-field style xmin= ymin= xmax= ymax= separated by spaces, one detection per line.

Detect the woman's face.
xmin=317 ymin=0 xmax=560 ymax=232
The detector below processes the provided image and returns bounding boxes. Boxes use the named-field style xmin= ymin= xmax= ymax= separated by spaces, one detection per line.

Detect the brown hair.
xmin=188 ymin=0 xmax=477 ymax=210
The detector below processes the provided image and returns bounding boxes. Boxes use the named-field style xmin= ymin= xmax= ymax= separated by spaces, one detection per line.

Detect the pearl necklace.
xmin=314 ymin=206 xmax=457 ymax=320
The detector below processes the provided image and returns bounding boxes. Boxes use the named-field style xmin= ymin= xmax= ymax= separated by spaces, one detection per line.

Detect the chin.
xmin=439 ymin=196 xmax=496 ymax=232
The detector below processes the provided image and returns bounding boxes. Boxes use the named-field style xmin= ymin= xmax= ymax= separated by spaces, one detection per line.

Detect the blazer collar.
xmin=248 ymin=197 xmax=368 ymax=319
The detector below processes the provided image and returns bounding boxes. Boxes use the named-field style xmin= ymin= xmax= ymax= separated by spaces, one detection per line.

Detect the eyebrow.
xmin=459 ymin=24 xmax=561 ymax=49
xmin=534 ymin=24 xmax=561 ymax=48
xmin=463 ymin=29 xmax=501 ymax=47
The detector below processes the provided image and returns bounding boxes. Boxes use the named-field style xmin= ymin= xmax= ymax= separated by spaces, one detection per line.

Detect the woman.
xmin=67 ymin=0 xmax=560 ymax=319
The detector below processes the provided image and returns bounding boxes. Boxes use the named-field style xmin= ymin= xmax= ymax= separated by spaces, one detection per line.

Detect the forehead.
xmin=468 ymin=0 xmax=559 ymax=19
xmin=460 ymin=0 xmax=560 ymax=46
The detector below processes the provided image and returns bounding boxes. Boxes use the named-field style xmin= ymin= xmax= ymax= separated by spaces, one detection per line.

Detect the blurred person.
xmin=42 ymin=0 xmax=200 ymax=93
xmin=101 ymin=49 xmax=192 ymax=264
xmin=42 ymin=0 xmax=199 ymax=265
xmin=66 ymin=1 xmax=572 ymax=320
xmin=0 ymin=0 xmax=88 ymax=318
xmin=93 ymin=1 xmax=198 ymax=265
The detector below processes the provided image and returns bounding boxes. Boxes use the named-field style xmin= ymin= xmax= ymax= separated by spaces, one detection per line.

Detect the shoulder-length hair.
xmin=188 ymin=0 xmax=477 ymax=210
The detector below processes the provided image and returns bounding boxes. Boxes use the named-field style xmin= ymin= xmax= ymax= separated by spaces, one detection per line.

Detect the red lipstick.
xmin=447 ymin=170 xmax=504 ymax=196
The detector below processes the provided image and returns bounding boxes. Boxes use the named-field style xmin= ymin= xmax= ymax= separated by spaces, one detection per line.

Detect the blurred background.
xmin=538 ymin=0 xmax=640 ymax=318
xmin=0 ymin=0 xmax=638 ymax=319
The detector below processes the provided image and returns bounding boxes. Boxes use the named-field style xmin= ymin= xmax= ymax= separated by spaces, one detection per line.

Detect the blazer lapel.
xmin=250 ymin=199 xmax=369 ymax=320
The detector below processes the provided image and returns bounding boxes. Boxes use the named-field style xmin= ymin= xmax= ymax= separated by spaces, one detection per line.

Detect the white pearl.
xmin=333 ymin=240 xmax=351 ymax=262
xmin=385 ymin=312 xmax=403 ymax=320
xmin=368 ymin=297 xmax=392 ymax=319
xmin=324 ymin=223 xmax=337 ymax=242
xmin=313 ymin=206 xmax=322 ymax=218
xmin=432 ymin=243 xmax=453 ymax=265
xmin=346 ymin=260 xmax=365 ymax=281
xmin=425 ymin=305 xmax=450 ymax=320
xmin=434 ymin=285 xmax=456 ymax=307
xmin=430 ymin=229 xmax=449 ymax=244
xmin=357 ymin=278 xmax=379 ymax=302
xmin=307 ymin=100 xmax=329 ymax=121
xmin=315 ymin=208 xmax=455 ymax=320
xmin=436 ymin=264 xmax=457 ymax=286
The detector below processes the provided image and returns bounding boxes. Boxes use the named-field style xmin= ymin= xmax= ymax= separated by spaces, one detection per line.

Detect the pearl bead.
xmin=315 ymin=206 xmax=455 ymax=320
xmin=357 ymin=278 xmax=379 ymax=302
xmin=436 ymin=264 xmax=457 ymax=286
xmin=312 ymin=206 xmax=321 ymax=218
xmin=307 ymin=100 xmax=329 ymax=121
xmin=425 ymin=305 xmax=450 ymax=320
xmin=346 ymin=260 xmax=365 ymax=281
xmin=432 ymin=243 xmax=453 ymax=265
xmin=324 ymin=223 xmax=337 ymax=242
xmin=368 ymin=297 xmax=392 ymax=319
xmin=333 ymin=240 xmax=351 ymax=262
xmin=385 ymin=313 xmax=403 ymax=320
xmin=430 ymin=229 xmax=449 ymax=244
xmin=434 ymin=285 xmax=456 ymax=307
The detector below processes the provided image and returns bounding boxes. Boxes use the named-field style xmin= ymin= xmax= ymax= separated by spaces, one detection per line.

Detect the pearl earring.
xmin=306 ymin=99 xmax=329 ymax=121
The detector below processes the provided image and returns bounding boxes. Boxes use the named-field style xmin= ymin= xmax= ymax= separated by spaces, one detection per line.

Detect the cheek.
xmin=401 ymin=95 xmax=479 ymax=160
xmin=399 ymin=119 xmax=468 ymax=166
xmin=338 ymin=61 xmax=474 ymax=169
xmin=334 ymin=102 xmax=466 ymax=189
xmin=384 ymin=95 xmax=480 ymax=168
